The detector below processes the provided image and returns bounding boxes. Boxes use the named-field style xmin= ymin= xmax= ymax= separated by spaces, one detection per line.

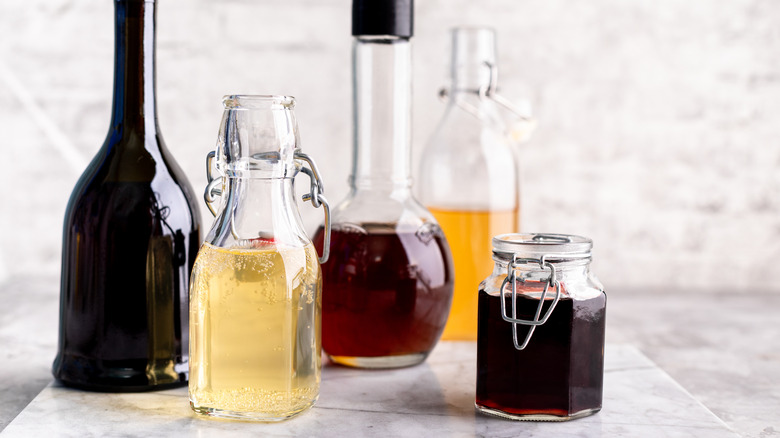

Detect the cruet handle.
xmin=294 ymin=150 xmax=331 ymax=264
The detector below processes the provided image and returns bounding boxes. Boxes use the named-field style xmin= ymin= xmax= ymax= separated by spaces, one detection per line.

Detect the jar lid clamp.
xmin=500 ymin=255 xmax=561 ymax=350
xmin=493 ymin=233 xmax=592 ymax=350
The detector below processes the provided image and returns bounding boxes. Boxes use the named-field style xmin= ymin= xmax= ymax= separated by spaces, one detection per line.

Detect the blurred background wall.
xmin=1 ymin=0 xmax=778 ymax=292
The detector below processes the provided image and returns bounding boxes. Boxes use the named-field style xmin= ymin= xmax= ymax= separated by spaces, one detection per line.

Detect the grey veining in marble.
xmin=2 ymin=280 xmax=774 ymax=436
xmin=607 ymin=290 xmax=780 ymax=438
xmin=1 ymin=344 xmax=735 ymax=437
xmin=0 ymin=278 xmax=59 ymax=430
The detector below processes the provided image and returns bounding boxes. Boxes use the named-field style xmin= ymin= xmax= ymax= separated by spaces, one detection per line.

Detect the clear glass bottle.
xmin=418 ymin=27 xmax=531 ymax=341
xmin=313 ymin=0 xmax=454 ymax=369
xmin=53 ymin=0 xmax=201 ymax=391
xmin=189 ymin=95 xmax=331 ymax=421
xmin=476 ymin=233 xmax=606 ymax=421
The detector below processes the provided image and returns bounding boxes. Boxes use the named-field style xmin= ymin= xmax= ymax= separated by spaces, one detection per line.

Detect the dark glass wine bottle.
xmin=52 ymin=0 xmax=201 ymax=392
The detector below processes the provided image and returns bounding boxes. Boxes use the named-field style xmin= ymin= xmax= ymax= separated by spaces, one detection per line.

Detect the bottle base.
xmin=475 ymin=403 xmax=601 ymax=422
xmin=56 ymin=378 xmax=186 ymax=393
xmin=53 ymin=354 xmax=186 ymax=392
xmin=327 ymin=352 xmax=427 ymax=369
xmin=190 ymin=402 xmax=314 ymax=422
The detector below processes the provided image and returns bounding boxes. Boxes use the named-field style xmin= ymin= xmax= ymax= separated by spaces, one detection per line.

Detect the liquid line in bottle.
xmin=429 ymin=208 xmax=517 ymax=340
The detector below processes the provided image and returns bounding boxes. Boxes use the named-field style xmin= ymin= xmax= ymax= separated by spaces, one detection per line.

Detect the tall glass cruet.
xmin=189 ymin=95 xmax=330 ymax=421
xmin=314 ymin=0 xmax=455 ymax=369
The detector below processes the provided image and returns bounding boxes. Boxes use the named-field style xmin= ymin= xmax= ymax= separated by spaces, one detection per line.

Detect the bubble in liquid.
xmin=189 ymin=242 xmax=322 ymax=417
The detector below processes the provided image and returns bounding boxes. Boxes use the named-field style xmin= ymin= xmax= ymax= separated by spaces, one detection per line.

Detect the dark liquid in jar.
xmin=476 ymin=285 xmax=606 ymax=418
xmin=313 ymin=223 xmax=454 ymax=361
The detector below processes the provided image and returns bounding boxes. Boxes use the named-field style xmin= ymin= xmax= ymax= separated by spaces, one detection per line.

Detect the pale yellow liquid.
xmin=429 ymin=208 xmax=518 ymax=340
xmin=189 ymin=242 xmax=321 ymax=421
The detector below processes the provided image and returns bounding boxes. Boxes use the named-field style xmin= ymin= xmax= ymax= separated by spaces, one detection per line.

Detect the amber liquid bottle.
xmin=418 ymin=28 xmax=523 ymax=340
xmin=313 ymin=0 xmax=454 ymax=369
xmin=52 ymin=0 xmax=201 ymax=391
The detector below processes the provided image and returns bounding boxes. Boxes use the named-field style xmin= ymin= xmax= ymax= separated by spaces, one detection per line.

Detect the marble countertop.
xmin=1 ymin=277 xmax=778 ymax=437
xmin=1 ymin=344 xmax=735 ymax=437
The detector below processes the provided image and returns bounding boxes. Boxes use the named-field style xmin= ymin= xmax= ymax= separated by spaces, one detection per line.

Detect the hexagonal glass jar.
xmin=476 ymin=233 xmax=606 ymax=421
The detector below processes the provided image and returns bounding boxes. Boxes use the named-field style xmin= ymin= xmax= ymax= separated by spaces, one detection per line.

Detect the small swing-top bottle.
xmin=189 ymin=95 xmax=330 ymax=421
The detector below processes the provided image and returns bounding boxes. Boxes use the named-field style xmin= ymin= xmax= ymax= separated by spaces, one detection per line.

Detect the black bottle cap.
xmin=352 ymin=0 xmax=413 ymax=38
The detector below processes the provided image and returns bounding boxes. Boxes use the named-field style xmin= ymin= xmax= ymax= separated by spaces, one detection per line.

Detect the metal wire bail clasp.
xmin=499 ymin=254 xmax=561 ymax=350
xmin=480 ymin=61 xmax=536 ymax=142
xmin=294 ymin=150 xmax=331 ymax=264
xmin=204 ymin=151 xmax=222 ymax=217
xmin=438 ymin=61 xmax=536 ymax=142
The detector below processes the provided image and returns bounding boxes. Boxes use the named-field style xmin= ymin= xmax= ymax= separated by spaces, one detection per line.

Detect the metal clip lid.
xmin=493 ymin=233 xmax=592 ymax=350
xmin=492 ymin=233 xmax=592 ymax=264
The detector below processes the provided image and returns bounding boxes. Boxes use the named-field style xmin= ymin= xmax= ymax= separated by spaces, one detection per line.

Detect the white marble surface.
xmin=2 ymin=279 xmax=777 ymax=436
xmin=1 ymin=344 xmax=735 ymax=437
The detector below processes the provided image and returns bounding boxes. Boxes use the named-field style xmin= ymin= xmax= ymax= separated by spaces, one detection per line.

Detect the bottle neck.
xmin=350 ymin=36 xmax=412 ymax=196
xmin=450 ymin=28 xmax=496 ymax=94
xmin=451 ymin=61 xmax=493 ymax=94
xmin=109 ymin=0 xmax=159 ymax=137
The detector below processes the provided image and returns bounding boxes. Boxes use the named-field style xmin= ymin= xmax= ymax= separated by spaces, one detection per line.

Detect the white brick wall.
xmin=1 ymin=0 xmax=778 ymax=292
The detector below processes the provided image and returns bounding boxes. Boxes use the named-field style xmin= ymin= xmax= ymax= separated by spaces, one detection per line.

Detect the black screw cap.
xmin=352 ymin=0 xmax=413 ymax=38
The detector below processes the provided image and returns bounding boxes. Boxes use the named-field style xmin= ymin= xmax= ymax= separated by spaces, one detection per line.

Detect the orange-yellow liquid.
xmin=428 ymin=208 xmax=518 ymax=340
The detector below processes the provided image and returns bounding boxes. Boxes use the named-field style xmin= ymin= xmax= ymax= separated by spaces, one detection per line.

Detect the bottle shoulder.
xmin=80 ymin=131 xmax=193 ymax=185
xmin=417 ymin=116 xmax=520 ymax=209
xmin=330 ymin=191 xmax=439 ymax=230
xmin=64 ymin=133 xmax=201 ymax=228
xmin=422 ymin=103 xmax=517 ymax=166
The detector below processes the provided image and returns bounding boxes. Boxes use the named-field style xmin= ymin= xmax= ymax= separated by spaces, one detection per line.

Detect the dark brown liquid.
xmin=313 ymin=223 xmax=453 ymax=360
xmin=52 ymin=0 xmax=201 ymax=392
xmin=55 ymin=180 xmax=200 ymax=391
xmin=476 ymin=284 xmax=606 ymax=417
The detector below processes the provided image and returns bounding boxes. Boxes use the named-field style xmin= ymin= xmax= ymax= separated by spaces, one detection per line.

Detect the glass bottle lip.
xmin=450 ymin=26 xmax=495 ymax=35
xmin=492 ymin=233 xmax=592 ymax=262
xmin=222 ymin=95 xmax=295 ymax=110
